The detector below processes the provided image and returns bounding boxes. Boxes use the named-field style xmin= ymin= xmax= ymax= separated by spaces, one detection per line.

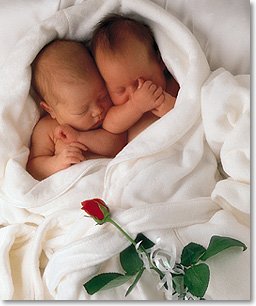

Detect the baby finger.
xmin=149 ymin=83 xmax=157 ymax=93
xmin=68 ymin=156 xmax=84 ymax=165
xmin=70 ymin=142 xmax=88 ymax=152
xmin=67 ymin=149 xmax=85 ymax=162
xmin=153 ymin=86 xmax=163 ymax=98
xmin=155 ymin=93 xmax=165 ymax=107
xmin=143 ymin=80 xmax=153 ymax=89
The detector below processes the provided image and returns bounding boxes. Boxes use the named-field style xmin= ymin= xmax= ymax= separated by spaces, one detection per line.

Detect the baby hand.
xmin=54 ymin=124 xmax=79 ymax=144
xmin=132 ymin=78 xmax=165 ymax=113
xmin=55 ymin=142 xmax=87 ymax=170
xmin=151 ymin=91 xmax=176 ymax=117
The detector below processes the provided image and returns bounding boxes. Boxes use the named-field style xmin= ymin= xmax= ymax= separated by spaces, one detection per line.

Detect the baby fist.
xmin=54 ymin=124 xmax=79 ymax=144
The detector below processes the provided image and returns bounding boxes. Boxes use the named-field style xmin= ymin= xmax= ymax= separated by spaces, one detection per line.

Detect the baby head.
xmin=91 ymin=14 xmax=166 ymax=106
xmin=31 ymin=39 xmax=111 ymax=131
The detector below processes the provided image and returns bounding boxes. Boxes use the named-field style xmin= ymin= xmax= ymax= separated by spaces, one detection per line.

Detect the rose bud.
xmin=81 ymin=198 xmax=110 ymax=224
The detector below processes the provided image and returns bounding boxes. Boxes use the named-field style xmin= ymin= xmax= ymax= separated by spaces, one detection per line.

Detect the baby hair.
xmin=31 ymin=39 xmax=94 ymax=104
xmin=91 ymin=14 xmax=160 ymax=59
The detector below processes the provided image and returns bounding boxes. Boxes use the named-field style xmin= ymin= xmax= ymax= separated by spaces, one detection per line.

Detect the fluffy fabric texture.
xmin=0 ymin=0 xmax=250 ymax=300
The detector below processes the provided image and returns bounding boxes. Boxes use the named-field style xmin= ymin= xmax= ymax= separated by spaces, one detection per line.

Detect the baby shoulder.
xmin=32 ymin=115 xmax=58 ymax=139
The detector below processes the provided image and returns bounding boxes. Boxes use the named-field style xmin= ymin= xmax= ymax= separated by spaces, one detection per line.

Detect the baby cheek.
xmin=111 ymin=94 xmax=127 ymax=106
xmin=104 ymin=96 xmax=113 ymax=110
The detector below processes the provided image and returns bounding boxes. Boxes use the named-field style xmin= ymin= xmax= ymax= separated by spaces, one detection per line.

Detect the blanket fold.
xmin=201 ymin=68 xmax=250 ymax=226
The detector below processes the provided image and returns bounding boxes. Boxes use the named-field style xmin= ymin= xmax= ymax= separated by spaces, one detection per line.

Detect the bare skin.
xmin=94 ymin=35 xmax=179 ymax=141
xmin=27 ymin=40 xmax=127 ymax=180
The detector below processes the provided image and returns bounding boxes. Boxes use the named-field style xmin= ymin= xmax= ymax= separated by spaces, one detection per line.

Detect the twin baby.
xmin=27 ymin=14 xmax=179 ymax=180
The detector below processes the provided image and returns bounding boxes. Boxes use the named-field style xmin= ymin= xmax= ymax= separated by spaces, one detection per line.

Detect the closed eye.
xmin=74 ymin=108 xmax=88 ymax=116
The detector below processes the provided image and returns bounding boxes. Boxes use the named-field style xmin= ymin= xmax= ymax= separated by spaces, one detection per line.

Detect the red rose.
xmin=81 ymin=198 xmax=110 ymax=224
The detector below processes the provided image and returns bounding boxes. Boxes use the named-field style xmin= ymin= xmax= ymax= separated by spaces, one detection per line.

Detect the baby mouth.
xmin=92 ymin=118 xmax=104 ymax=129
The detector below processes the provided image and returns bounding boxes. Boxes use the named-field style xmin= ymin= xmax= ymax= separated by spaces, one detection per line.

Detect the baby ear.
xmin=40 ymin=101 xmax=56 ymax=119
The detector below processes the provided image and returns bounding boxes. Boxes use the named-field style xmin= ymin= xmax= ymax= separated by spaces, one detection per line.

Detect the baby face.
xmin=51 ymin=71 xmax=112 ymax=131
xmin=95 ymin=40 xmax=166 ymax=106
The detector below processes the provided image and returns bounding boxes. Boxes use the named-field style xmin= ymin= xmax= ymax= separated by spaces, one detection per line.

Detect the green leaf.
xmin=184 ymin=263 xmax=210 ymax=298
xmin=200 ymin=235 xmax=247 ymax=261
xmin=172 ymin=275 xmax=185 ymax=294
xmin=119 ymin=233 xmax=155 ymax=275
xmin=135 ymin=233 xmax=155 ymax=249
xmin=83 ymin=272 xmax=131 ymax=295
xmin=120 ymin=244 xmax=143 ymax=275
xmin=125 ymin=268 xmax=145 ymax=297
xmin=181 ymin=242 xmax=206 ymax=267
xmin=119 ymin=233 xmax=154 ymax=276
xmin=101 ymin=274 xmax=133 ymax=291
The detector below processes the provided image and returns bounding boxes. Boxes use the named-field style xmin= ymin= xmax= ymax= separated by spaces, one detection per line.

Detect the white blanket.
xmin=0 ymin=0 xmax=250 ymax=300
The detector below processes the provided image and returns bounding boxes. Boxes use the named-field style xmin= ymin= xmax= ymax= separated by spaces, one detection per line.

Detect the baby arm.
xmin=26 ymin=117 xmax=86 ymax=180
xmin=55 ymin=124 xmax=127 ymax=158
xmin=103 ymin=79 xmax=164 ymax=133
